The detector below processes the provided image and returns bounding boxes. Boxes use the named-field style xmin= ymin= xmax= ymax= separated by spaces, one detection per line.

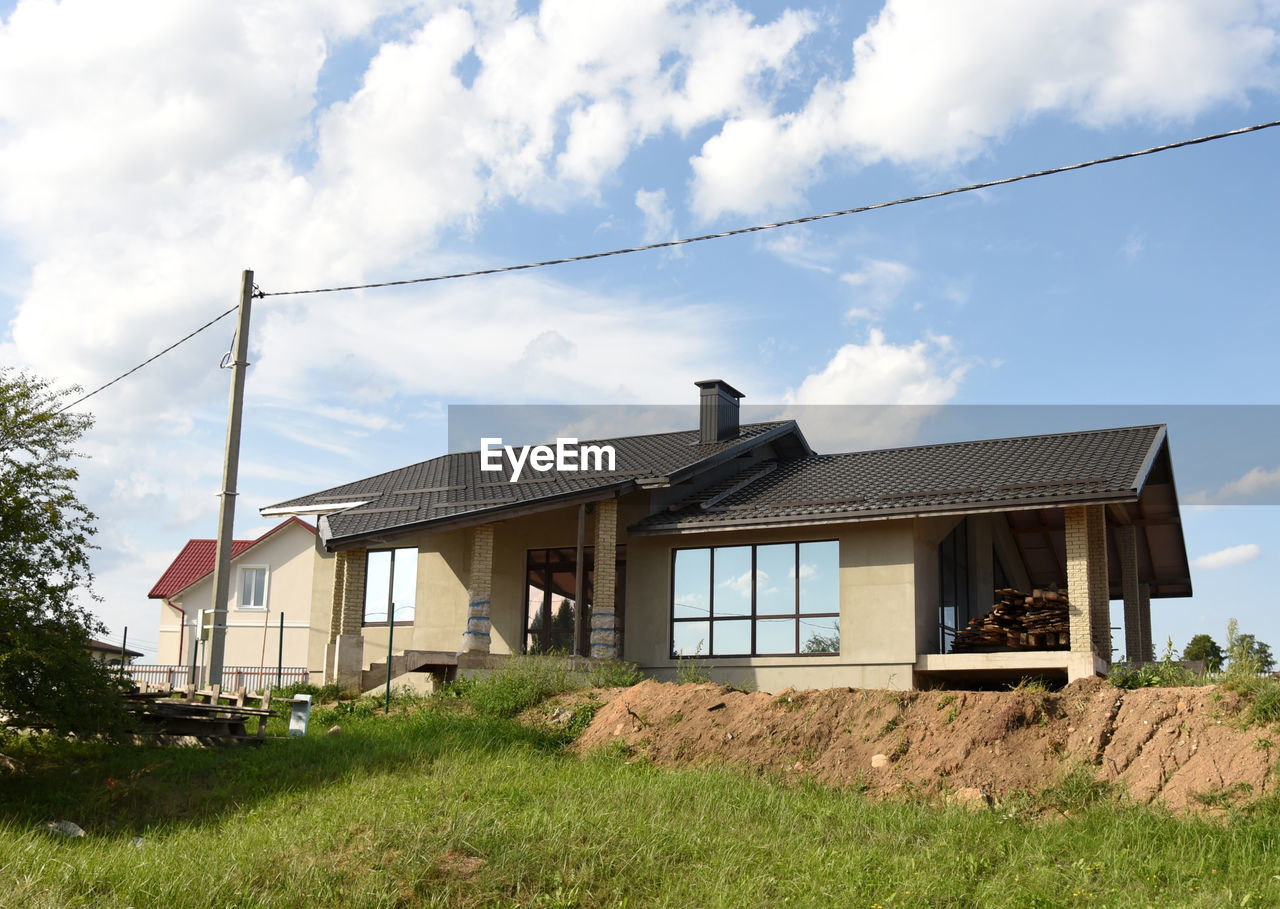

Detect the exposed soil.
xmin=570 ymin=678 xmax=1278 ymax=812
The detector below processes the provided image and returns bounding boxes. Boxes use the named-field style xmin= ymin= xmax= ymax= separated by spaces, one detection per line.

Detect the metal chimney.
xmin=695 ymin=379 xmax=744 ymax=443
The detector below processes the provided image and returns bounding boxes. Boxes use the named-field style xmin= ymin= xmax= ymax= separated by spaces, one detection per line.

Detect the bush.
xmin=1037 ymin=766 xmax=1117 ymax=812
xmin=1108 ymin=638 xmax=1204 ymax=689
xmin=449 ymin=654 xmax=581 ymax=719
xmin=1108 ymin=661 xmax=1198 ymax=689
xmin=588 ymin=660 xmax=644 ymax=688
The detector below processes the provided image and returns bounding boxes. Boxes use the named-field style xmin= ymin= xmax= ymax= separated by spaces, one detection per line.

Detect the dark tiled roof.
xmin=147 ymin=517 xmax=315 ymax=599
xmin=264 ymin=422 xmax=800 ymax=546
xmin=633 ymin=425 xmax=1166 ymax=533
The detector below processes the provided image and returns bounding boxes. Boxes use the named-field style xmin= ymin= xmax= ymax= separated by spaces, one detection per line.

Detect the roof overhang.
xmin=320 ymin=482 xmax=635 ymax=551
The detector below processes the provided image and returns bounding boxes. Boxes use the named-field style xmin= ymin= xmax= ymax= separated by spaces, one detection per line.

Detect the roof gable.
xmin=147 ymin=516 xmax=314 ymax=599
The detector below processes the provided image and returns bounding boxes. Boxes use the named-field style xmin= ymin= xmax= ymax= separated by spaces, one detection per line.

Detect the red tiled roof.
xmin=147 ymin=517 xmax=314 ymax=599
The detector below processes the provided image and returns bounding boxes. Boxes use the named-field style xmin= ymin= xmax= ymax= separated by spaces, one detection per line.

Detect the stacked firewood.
xmin=949 ymin=588 xmax=1071 ymax=653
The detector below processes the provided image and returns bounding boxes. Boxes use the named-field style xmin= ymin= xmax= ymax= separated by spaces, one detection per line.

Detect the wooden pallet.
xmin=125 ymin=683 xmax=274 ymax=743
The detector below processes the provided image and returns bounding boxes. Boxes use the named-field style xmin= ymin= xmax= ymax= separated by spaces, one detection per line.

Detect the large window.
xmin=525 ymin=546 xmax=627 ymax=655
xmin=938 ymin=522 xmax=968 ymax=653
xmin=363 ymin=548 xmax=417 ymax=625
xmin=237 ymin=566 xmax=267 ymax=610
xmin=670 ymin=541 xmax=839 ymax=658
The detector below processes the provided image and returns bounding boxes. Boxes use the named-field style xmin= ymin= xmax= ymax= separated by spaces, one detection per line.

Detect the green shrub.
xmin=1108 ymin=638 xmax=1204 ymax=689
xmin=452 ymin=654 xmax=581 ymax=719
xmin=272 ymin=681 xmax=347 ymax=702
xmin=1037 ymin=766 xmax=1116 ymax=812
xmin=587 ymin=660 xmax=644 ymax=689
xmin=564 ymin=702 xmax=600 ymax=739
xmin=1108 ymin=661 xmax=1198 ymax=689
xmin=311 ymin=696 xmax=382 ymax=727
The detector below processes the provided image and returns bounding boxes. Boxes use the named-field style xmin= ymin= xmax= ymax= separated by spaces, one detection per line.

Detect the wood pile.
xmin=950 ymin=588 xmax=1070 ymax=653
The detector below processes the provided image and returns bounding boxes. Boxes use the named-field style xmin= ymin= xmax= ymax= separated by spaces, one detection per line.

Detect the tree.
xmin=0 ymin=370 xmax=129 ymax=736
xmin=1225 ymin=618 xmax=1276 ymax=676
xmin=1183 ymin=634 xmax=1224 ymax=672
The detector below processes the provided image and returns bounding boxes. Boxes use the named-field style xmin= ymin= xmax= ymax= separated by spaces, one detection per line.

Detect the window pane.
xmin=801 ymin=616 xmax=840 ymax=654
xmin=755 ymin=544 xmax=795 ymax=616
xmin=712 ymin=619 xmax=751 ymax=656
xmin=240 ymin=571 xmax=254 ymax=607
xmin=390 ymin=548 xmax=417 ymax=622
xmin=713 ymin=546 xmax=752 ymax=617
xmin=672 ymin=621 xmax=709 ymax=657
xmin=757 ymin=618 xmax=796 ymax=655
xmin=252 ymin=568 xmax=265 ymax=607
xmin=798 ymin=541 xmax=839 ymax=614
xmin=673 ymin=549 xmax=710 ymax=619
xmin=364 ymin=550 xmax=392 ymax=623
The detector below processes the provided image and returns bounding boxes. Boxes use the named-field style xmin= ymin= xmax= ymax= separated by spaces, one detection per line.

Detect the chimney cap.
xmin=694 ymin=379 xmax=745 ymax=399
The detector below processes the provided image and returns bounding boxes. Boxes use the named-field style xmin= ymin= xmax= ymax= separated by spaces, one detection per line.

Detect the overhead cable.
xmin=57 ymin=118 xmax=1280 ymax=410
xmin=256 ymin=118 xmax=1280 ymax=299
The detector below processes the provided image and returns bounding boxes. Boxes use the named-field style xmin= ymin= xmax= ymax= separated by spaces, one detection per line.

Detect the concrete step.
xmin=360 ymin=649 xmax=457 ymax=693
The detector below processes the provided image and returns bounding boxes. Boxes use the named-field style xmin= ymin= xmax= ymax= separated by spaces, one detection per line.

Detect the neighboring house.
xmin=261 ymin=380 xmax=1191 ymax=692
xmin=85 ymin=638 xmax=142 ymax=666
xmin=149 ymin=517 xmax=333 ymax=680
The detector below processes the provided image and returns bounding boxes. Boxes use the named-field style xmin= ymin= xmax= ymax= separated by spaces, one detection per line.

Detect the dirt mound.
xmin=573 ymin=678 xmax=1277 ymax=811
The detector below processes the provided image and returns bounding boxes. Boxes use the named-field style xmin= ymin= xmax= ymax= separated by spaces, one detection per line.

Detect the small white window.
xmin=238 ymin=566 xmax=268 ymax=609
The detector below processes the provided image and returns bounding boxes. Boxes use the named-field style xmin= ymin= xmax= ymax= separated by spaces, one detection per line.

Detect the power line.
xmin=56 ymin=117 xmax=1280 ymax=411
xmin=56 ymin=305 xmax=239 ymax=413
xmin=256 ymin=118 xmax=1280 ymax=299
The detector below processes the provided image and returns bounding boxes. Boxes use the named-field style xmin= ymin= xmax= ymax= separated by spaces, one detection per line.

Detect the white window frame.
xmin=236 ymin=565 xmax=270 ymax=611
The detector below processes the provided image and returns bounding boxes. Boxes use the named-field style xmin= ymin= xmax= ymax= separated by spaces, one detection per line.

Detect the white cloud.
xmin=840 ymin=258 xmax=915 ymax=319
xmin=720 ymin=569 xmax=755 ymax=600
xmin=692 ymin=0 xmax=1280 ymax=217
xmin=1193 ymin=543 xmax=1262 ymax=570
xmin=787 ymin=329 xmax=967 ymax=406
xmin=760 ymin=232 xmax=837 ymax=274
xmin=1186 ymin=465 xmax=1280 ymax=505
xmin=635 ymin=188 xmax=678 ymax=245
xmin=1122 ymin=232 xmax=1145 ymax=262
xmin=781 ymin=328 xmax=970 ymax=450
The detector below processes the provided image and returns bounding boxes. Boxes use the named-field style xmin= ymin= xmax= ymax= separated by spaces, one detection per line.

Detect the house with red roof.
xmin=149 ymin=516 xmax=333 ymax=680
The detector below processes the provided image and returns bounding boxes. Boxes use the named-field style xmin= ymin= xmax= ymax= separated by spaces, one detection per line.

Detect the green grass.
xmin=3 ymin=706 xmax=1280 ymax=907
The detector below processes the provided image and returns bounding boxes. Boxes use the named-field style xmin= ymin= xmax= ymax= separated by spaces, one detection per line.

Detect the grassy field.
xmin=1 ymin=692 xmax=1279 ymax=908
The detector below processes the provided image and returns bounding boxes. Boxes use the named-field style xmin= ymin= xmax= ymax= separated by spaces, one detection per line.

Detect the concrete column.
xmin=1138 ymin=582 xmax=1154 ymax=662
xmin=590 ymin=498 xmax=619 ymax=660
xmin=1065 ymin=504 xmax=1110 ymax=658
xmin=1117 ymin=524 xmax=1141 ymax=660
xmin=461 ymin=525 xmax=494 ymax=654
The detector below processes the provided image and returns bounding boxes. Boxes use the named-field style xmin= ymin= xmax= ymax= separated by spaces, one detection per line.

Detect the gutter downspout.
xmin=168 ymin=599 xmax=187 ymax=668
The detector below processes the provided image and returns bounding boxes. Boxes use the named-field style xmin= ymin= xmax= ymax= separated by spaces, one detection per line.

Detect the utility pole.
xmin=207 ymin=269 xmax=254 ymax=686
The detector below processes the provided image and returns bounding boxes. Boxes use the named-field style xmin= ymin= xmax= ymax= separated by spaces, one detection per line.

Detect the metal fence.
xmin=125 ymin=664 xmax=309 ymax=691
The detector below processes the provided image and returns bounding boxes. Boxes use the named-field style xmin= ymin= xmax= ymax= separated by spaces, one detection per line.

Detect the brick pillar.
xmin=329 ymin=551 xmax=347 ymax=642
xmin=328 ymin=548 xmax=367 ymax=688
xmin=590 ymin=498 xmax=619 ymax=660
xmin=1117 ymin=524 xmax=1141 ymax=660
xmin=339 ymin=550 xmax=367 ymax=635
xmin=1065 ymin=504 xmax=1110 ymax=657
xmin=1138 ymin=582 xmax=1154 ymax=662
xmin=461 ymin=525 xmax=494 ymax=654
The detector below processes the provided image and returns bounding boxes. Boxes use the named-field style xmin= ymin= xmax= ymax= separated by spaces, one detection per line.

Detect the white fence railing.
xmin=125 ymin=664 xmax=309 ymax=691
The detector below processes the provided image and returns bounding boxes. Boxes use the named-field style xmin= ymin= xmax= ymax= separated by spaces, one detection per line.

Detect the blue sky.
xmin=1 ymin=0 xmax=1277 ymax=662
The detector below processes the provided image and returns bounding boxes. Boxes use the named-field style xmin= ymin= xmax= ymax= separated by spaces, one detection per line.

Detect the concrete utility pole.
xmin=207 ymin=269 xmax=254 ymax=686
